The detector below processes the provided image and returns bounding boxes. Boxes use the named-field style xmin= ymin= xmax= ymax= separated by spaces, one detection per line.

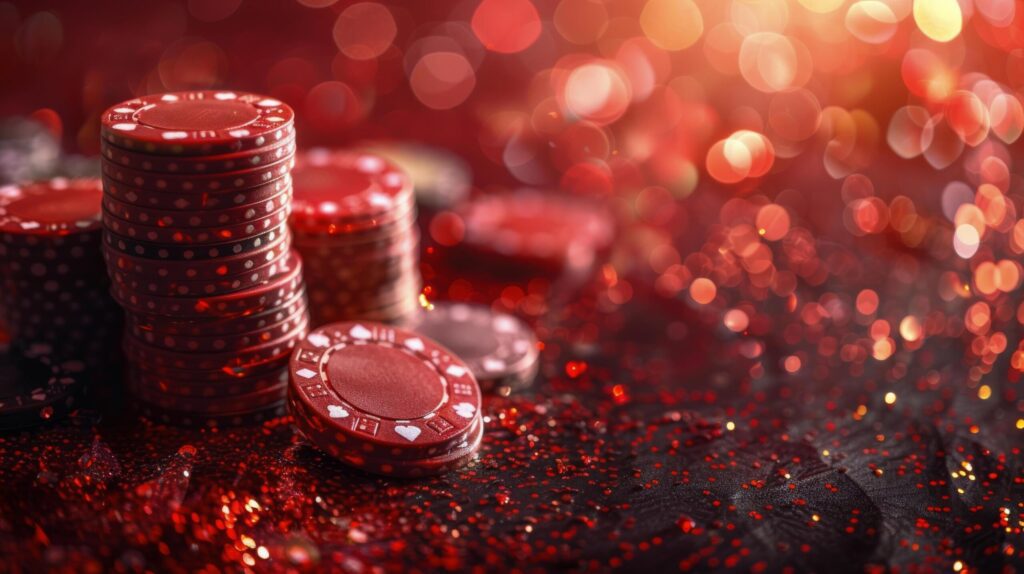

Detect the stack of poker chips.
xmin=99 ymin=91 xmax=309 ymax=424
xmin=288 ymin=321 xmax=484 ymax=477
xmin=289 ymin=150 xmax=421 ymax=327
xmin=0 ymin=178 xmax=122 ymax=370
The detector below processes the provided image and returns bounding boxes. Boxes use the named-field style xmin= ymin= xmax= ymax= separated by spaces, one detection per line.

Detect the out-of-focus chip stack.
xmin=99 ymin=91 xmax=308 ymax=426
xmin=0 ymin=178 xmax=122 ymax=370
xmin=289 ymin=150 xmax=421 ymax=327
xmin=0 ymin=118 xmax=60 ymax=185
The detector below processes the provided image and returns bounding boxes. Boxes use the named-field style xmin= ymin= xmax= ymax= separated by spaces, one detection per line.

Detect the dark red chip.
xmin=289 ymin=394 xmax=484 ymax=477
xmin=404 ymin=302 xmax=539 ymax=391
xmin=126 ymin=369 xmax=287 ymax=414
xmin=290 ymin=150 xmax=413 ymax=232
xmin=102 ymin=173 xmax=291 ymax=211
xmin=100 ymin=134 xmax=295 ymax=175
xmin=288 ymin=321 xmax=483 ymax=461
xmin=101 ymin=91 xmax=294 ymax=156
xmin=103 ymin=221 xmax=289 ymax=260
xmin=127 ymin=365 xmax=288 ymax=398
xmin=127 ymin=300 xmax=307 ymax=352
xmin=102 ymin=203 xmax=289 ymax=246
xmin=101 ymin=153 xmax=294 ymax=193
xmin=109 ymin=249 xmax=304 ymax=318
xmin=0 ymin=178 xmax=103 ymax=237
xmin=109 ymin=251 xmax=296 ymax=297
xmin=103 ymin=231 xmax=291 ymax=282
xmin=125 ymin=315 xmax=308 ymax=371
xmin=0 ymin=342 xmax=89 ymax=431
xmin=130 ymin=398 xmax=288 ymax=428
xmin=127 ymin=291 xmax=306 ymax=338
xmin=102 ymin=188 xmax=292 ymax=229
xmin=459 ymin=190 xmax=615 ymax=272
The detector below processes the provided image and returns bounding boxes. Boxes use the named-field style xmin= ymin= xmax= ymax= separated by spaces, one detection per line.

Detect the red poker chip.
xmin=127 ymin=300 xmax=306 ymax=352
xmin=404 ymin=302 xmax=539 ymax=391
xmin=1 ymin=250 xmax=106 ymax=280
xmin=292 ymin=227 xmax=420 ymax=262
xmin=102 ymin=188 xmax=292 ymax=229
xmin=290 ymin=393 xmax=484 ymax=477
xmin=110 ymin=251 xmax=296 ymax=297
xmin=102 ymin=173 xmax=291 ymax=211
xmin=102 ymin=153 xmax=295 ymax=194
xmin=100 ymin=134 xmax=296 ymax=175
xmin=0 ymin=178 xmax=103 ymax=237
xmin=128 ymin=290 xmax=306 ymax=337
xmin=103 ymin=231 xmax=291 ymax=282
xmin=131 ymin=352 xmax=292 ymax=383
xmin=127 ymin=366 xmax=288 ymax=398
xmin=101 ymin=91 xmax=294 ymax=156
xmin=307 ymin=291 xmax=422 ymax=328
xmin=459 ymin=190 xmax=615 ymax=272
xmin=125 ymin=316 xmax=308 ymax=371
xmin=103 ymin=221 xmax=289 ymax=260
xmin=102 ymin=203 xmax=289 ymax=246
xmin=127 ymin=370 xmax=287 ymax=415
xmin=109 ymin=253 xmax=304 ymax=318
xmin=130 ymin=397 xmax=288 ymax=428
xmin=290 ymin=150 xmax=413 ymax=232
xmin=288 ymin=321 xmax=483 ymax=460
xmin=289 ymin=198 xmax=417 ymax=242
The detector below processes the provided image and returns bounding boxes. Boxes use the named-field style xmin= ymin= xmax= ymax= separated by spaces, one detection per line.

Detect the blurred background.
xmin=2 ymin=0 xmax=1024 ymax=359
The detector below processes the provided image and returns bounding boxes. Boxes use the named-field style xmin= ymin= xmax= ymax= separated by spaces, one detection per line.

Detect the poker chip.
xmin=103 ymin=173 xmax=292 ymax=211
xmin=404 ymin=303 xmax=540 ymax=391
xmin=0 ymin=178 xmax=103 ymax=236
xmin=101 ymin=188 xmax=292 ymax=229
xmin=100 ymin=134 xmax=296 ymax=175
xmin=0 ymin=342 xmax=89 ymax=431
xmin=288 ymin=321 xmax=484 ymax=475
xmin=0 ymin=178 xmax=122 ymax=369
xmin=100 ymin=91 xmax=306 ymax=422
xmin=459 ymin=189 xmax=615 ymax=273
xmin=358 ymin=141 xmax=472 ymax=210
xmin=290 ymin=150 xmax=422 ymax=326
xmin=101 ymin=201 xmax=290 ymax=245
xmin=101 ymin=153 xmax=295 ymax=193
xmin=100 ymin=91 xmax=295 ymax=156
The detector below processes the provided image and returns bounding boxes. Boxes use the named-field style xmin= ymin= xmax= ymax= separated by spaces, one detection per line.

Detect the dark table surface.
xmin=2 ymin=184 xmax=1023 ymax=574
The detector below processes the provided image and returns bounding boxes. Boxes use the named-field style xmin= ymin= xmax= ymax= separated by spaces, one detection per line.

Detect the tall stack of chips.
xmin=99 ymin=91 xmax=309 ymax=424
xmin=0 ymin=178 xmax=122 ymax=369
xmin=289 ymin=150 xmax=421 ymax=327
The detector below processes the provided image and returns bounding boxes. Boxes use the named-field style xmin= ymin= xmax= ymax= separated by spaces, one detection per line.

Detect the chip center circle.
xmin=325 ymin=344 xmax=444 ymax=420
xmin=136 ymin=100 xmax=261 ymax=132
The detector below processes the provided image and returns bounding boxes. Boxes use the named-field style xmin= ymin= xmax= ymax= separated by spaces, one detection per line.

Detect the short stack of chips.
xmin=99 ymin=91 xmax=309 ymax=424
xmin=0 ymin=178 xmax=122 ymax=369
xmin=288 ymin=321 xmax=484 ymax=477
xmin=290 ymin=150 xmax=421 ymax=326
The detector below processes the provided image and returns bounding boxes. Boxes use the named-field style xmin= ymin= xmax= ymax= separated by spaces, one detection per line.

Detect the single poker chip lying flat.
xmin=290 ymin=149 xmax=413 ymax=232
xmin=288 ymin=321 xmax=484 ymax=463
xmin=404 ymin=302 xmax=539 ymax=391
xmin=0 ymin=342 xmax=89 ymax=431
xmin=101 ymin=91 xmax=295 ymax=156
xmin=0 ymin=178 xmax=103 ymax=237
